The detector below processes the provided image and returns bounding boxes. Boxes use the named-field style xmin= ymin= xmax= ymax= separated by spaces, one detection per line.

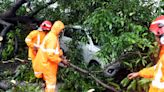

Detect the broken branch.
xmin=14 ymin=58 xmax=120 ymax=92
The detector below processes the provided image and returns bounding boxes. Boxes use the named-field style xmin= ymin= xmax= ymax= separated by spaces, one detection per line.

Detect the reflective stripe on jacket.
xmin=25 ymin=30 xmax=46 ymax=60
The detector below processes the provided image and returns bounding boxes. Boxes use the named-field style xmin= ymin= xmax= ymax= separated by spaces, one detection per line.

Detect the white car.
xmin=59 ymin=25 xmax=120 ymax=77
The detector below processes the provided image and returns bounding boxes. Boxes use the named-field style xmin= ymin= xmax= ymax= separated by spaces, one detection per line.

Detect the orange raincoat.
xmin=25 ymin=29 xmax=47 ymax=78
xmin=25 ymin=29 xmax=46 ymax=61
xmin=139 ymin=54 xmax=164 ymax=92
xmin=33 ymin=21 xmax=64 ymax=92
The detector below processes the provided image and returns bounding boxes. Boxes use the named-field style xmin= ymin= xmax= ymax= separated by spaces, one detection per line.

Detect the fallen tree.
xmin=0 ymin=58 xmax=120 ymax=92
xmin=69 ymin=63 xmax=120 ymax=92
xmin=0 ymin=0 xmax=58 ymax=61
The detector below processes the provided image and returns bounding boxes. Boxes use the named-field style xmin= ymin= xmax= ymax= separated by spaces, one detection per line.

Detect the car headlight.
xmin=0 ymin=36 xmax=3 ymax=41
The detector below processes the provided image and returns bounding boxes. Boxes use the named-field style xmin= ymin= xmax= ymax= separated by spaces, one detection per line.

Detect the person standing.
xmin=33 ymin=20 xmax=69 ymax=92
xmin=25 ymin=20 xmax=52 ymax=78
xmin=128 ymin=15 xmax=164 ymax=92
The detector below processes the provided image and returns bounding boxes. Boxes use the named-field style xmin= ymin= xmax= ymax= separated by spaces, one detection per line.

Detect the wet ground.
xmin=0 ymin=60 xmax=22 ymax=73
xmin=0 ymin=60 xmax=63 ymax=92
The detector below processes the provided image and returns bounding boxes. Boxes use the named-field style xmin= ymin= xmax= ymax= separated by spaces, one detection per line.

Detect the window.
xmin=64 ymin=27 xmax=89 ymax=43
xmin=64 ymin=28 xmax=74 ymax=38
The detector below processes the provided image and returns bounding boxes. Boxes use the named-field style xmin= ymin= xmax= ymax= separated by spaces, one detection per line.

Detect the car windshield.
xmin=63 ymin=27 xmax=99 ymax=46
xmin=63 ymin=27 xmax=88 ymax=43
xmin=87 ymin=31 xmax=99 ymax=46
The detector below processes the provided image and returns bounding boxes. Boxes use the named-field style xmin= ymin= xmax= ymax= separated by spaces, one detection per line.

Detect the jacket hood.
xmin=51 ymin=21 xmax=65 ymax=35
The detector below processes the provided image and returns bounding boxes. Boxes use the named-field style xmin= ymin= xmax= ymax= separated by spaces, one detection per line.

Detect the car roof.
xmin=65 ymin=25 xmax=82 ymax=29
xmin=65 ymin=25 xmax=90 ymax=31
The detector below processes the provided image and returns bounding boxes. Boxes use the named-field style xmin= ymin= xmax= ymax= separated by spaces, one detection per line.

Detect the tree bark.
xmin=0 ymin=19 xmax=12 ymax=37
xmin=0 ymin=0 xmax=27 ymax=18
xmin=29 ymin=0 xmax=57 ymax=17
xmin=0 ymin=0 xmax=55 ymax=25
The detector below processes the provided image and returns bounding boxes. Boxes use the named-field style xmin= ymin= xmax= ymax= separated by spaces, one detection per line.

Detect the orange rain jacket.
xmin=33 ymin=21 xmax=64 ymax=92
xmin=25 ymin=29 xmax=47 ymax=61
xmin=25 ymin=29 xmax=47 ymax=78
xmin=139 ymin=54 xmax=164 ymax=92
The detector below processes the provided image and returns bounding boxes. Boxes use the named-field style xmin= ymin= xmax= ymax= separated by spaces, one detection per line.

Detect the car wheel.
xmin=88 ymin=60 xmax=101 ymax=71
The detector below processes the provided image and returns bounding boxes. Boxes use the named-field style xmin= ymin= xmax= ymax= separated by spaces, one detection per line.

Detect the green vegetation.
xmin=0 ymin=0 xmax=163 ymax=92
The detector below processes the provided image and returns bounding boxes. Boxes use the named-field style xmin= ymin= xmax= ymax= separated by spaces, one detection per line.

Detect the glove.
xmin=61 ymin=56 xmax=70 ymax=66
xmin=33 ymin=46 xmax=38 ymax=55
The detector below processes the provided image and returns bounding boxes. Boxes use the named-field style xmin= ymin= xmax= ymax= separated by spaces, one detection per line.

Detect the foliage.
xmin=1 ymin=31 xmax=15 ymax=60
xmin=1 ymin=30 xmax=18 ymax=61
xmin=58 ymin=68 xmax=105 ymax=92
xmin=14 ymin=24 xmax=29 ymax=59
xmin=12 ymin=62 xmax=38 ymax=82
xmin=121 ymin=77 xmax=151 ymax=92
xmin=0 ymin=0 xmax=163 ymax=92
xmin=0 ymin=25 xmax=28 ymax=61
xmin=0 ymin=0 xmax=12 ymax=13
xmin=82 ymin=0 xmax=162 ymax=92
xmin=6 ymin=84 xmax=43 ymax=92
xmin=0 ymin=61 xmax=43 ymax=92
xmin=58 ymin=39 xmax=105 ymax=92
xmin=9 ymin=62 xmax=43 ymax=92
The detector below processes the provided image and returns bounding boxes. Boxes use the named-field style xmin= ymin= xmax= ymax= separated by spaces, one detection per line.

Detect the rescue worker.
xmin=150 ymin=15 xmax=164 ymax=59
xmin=33 ymin=20 xmax=69 ymax=92
xmin=128 ymin=15 xmax=164 ymax=92
xmin=25 ymin=20 xmax=52 ymax=77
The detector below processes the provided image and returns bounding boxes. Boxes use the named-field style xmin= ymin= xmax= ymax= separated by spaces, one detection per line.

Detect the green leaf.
xmin=121 ymin=77 xmax=130 ymax=87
